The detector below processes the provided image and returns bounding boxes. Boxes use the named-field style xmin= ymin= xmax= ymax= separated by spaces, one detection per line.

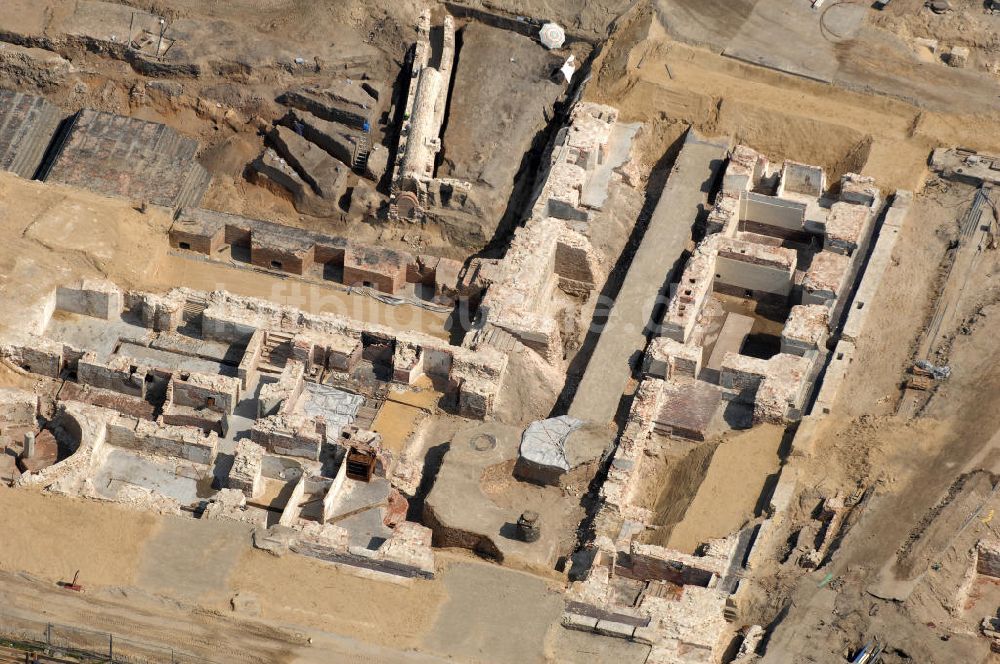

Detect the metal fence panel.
xmin=0 ymin=613 xmax=220 ymax=664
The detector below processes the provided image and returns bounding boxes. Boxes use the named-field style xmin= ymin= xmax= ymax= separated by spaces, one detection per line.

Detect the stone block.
xmin=284 ymin=108 xmax=360 ymax=167
xmin=562 ymin=613 xmax=599 ymax=631
xmin=365 ymin=144 xmax=389 ymax=182
xmin=644 ymin=337 xmax=701 ymax=379
xmin=779 ymin=160 xmax=825 ymax=198
xmin=949 ymin=46 xmax=970 ymax=68
xmin=279 ymin=82 xmax=376 ymax=131
xmin=169 ymin=372 xmax=240 ymax=414
xmin=781 ymin=305 xmax=830 ymax=356
xmin=595 ymin=620 xmax=636 ymax=639
xmin=269 ymin=125 xmax=349 ymax=201
xmin=228 ymin=440 xmax=265 ymax=499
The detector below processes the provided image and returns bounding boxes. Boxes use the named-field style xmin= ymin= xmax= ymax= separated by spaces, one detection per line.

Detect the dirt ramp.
xmin=635 ymin=438 xmax=719 ymax=546
xmin=712 ymin=99 xmax=874 ymax=185
xmin=895 ymin=469 xmax=998 ymax=580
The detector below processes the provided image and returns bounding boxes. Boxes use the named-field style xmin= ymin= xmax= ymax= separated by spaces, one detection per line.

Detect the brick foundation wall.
xmin=250 ymin=245 xmax=314 ymax=275
xmin=314 ymin=243 xmax=346 ymax=265
xmin=618 ymin=551 xmax=715 ymax=587
xmin=343 ymin=264 xmax=405 ymax=294
xmin=169 ymin=227 xmax=223 ymax=254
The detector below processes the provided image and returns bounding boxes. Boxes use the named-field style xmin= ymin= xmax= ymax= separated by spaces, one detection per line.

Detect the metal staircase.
xmin=353 ymin=133 xmax=371 ymax=172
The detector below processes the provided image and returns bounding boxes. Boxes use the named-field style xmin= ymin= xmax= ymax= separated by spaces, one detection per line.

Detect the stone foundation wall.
xmin=106 ymin=416 xmax=218 ymax=465
xmin=258 ymin=361 xmax=305 ymax=418
xmin=251 ymin=414 xmax=325 ymax=460
xmin=78 ymin=353 xmax=147 ymax=398
xmin=0 ymin=388 xmax=38 ymax=427
xmin=237 ymin=329 xmax=265 ymax=390
xmin=169 ymin=372 xmax=240 ymax=414
xmin=195 ymin=289 xmax=505 ymax=418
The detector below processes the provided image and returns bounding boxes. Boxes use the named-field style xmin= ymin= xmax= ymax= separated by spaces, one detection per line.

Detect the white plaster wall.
xmin=279 ymin=476 xmax=307 ymax=527
xmin=323 ymin=459 xmax=349 ymax=523
xmin=714 ymin=256 xmax=793 ymax=295
xmin=35 ymin=289 xmax=58 ymax=336
xmin=740 ymin=193 xmax=806 ymax=230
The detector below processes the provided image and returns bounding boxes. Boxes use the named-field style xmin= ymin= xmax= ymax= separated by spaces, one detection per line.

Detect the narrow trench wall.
xmin=638 ymin=440 xmax=719 ymax=546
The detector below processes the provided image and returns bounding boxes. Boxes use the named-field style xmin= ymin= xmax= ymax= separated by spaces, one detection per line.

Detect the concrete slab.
xmin=581 ymin=122 xmax=640 ymax=210
xmin=45 ymin=311 xmax=152 ymax=362
xmin=722 ymin=1 xmax=865 ymax=83
xmin=706 ymin=312 xmax=754 ymax=374
xmin=150 ymin=333 xmax=238 ymax=364
xmin=423 ymin=562 xmax=565 ymax=664
xmin=92 ymin=447 xmax=213 ymax=506
xmin=326 ymin=477 xmax=394 ymax=549
xmin=117 ymin=342 xmax=227 ymax=375
xmin=568 ymin=131 xmax=730 ymax=424
xmin=423 ymin=422 xmax=581 ymax=570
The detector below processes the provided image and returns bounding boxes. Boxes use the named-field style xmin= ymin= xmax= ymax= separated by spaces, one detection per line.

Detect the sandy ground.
xmin=0 ymin=485 xmax=626 ymax=663
xmin=744 ymin=184 xmax=1000 ymax=659
xmin=830 ymin=180 xmax=971 ymax=420
xmin=0 ymin=486 xmax=157 ymax=587
xmin=664 ymin=424 xmax=783 ymax=553
xmin=2 ymin=0 xmax=1000 ymax=660
xmin=136 ymin=517 xmax=252 ymax=606
xmin=582 ymin=7 xmax=1000 ymax=195
xmin=230 ymin=548 xmax=446 ymax=650
xmin=0 ymin=483 xmax=437 ymax=654
xmin=0 ymin=173 xmax=450 ymax=341
xmin=372 ymin=400 xmax=428 ymax=454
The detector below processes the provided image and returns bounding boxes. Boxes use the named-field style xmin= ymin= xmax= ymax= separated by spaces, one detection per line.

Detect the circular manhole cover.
xmin=469 ymin=433 xmax=497 ymax=452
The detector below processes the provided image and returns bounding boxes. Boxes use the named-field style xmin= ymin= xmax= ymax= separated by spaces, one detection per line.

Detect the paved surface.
xmin=656 ymin=0 xmax=1000 ymax=114
xmin=136 ymin=516 xmax=251 ymax=604
xmin=581 ymin=122 xmax=640 ymax=209
xmin=45 ymin=312 xmax=153 ymax=363
xmin=0 ymin=568 xmax=446 ymax=664
xmin=423 ymin=561 xmax=650 ymax=663
xmin=568 ymin=131 xmax=730 ymax=424
xmin=423 ymin=563 xmax=564 ymax=664
xmin=301 ymin=382 xmax=364 ymax=441
xmin=722 ymin=0 xmax=866 ymax=83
